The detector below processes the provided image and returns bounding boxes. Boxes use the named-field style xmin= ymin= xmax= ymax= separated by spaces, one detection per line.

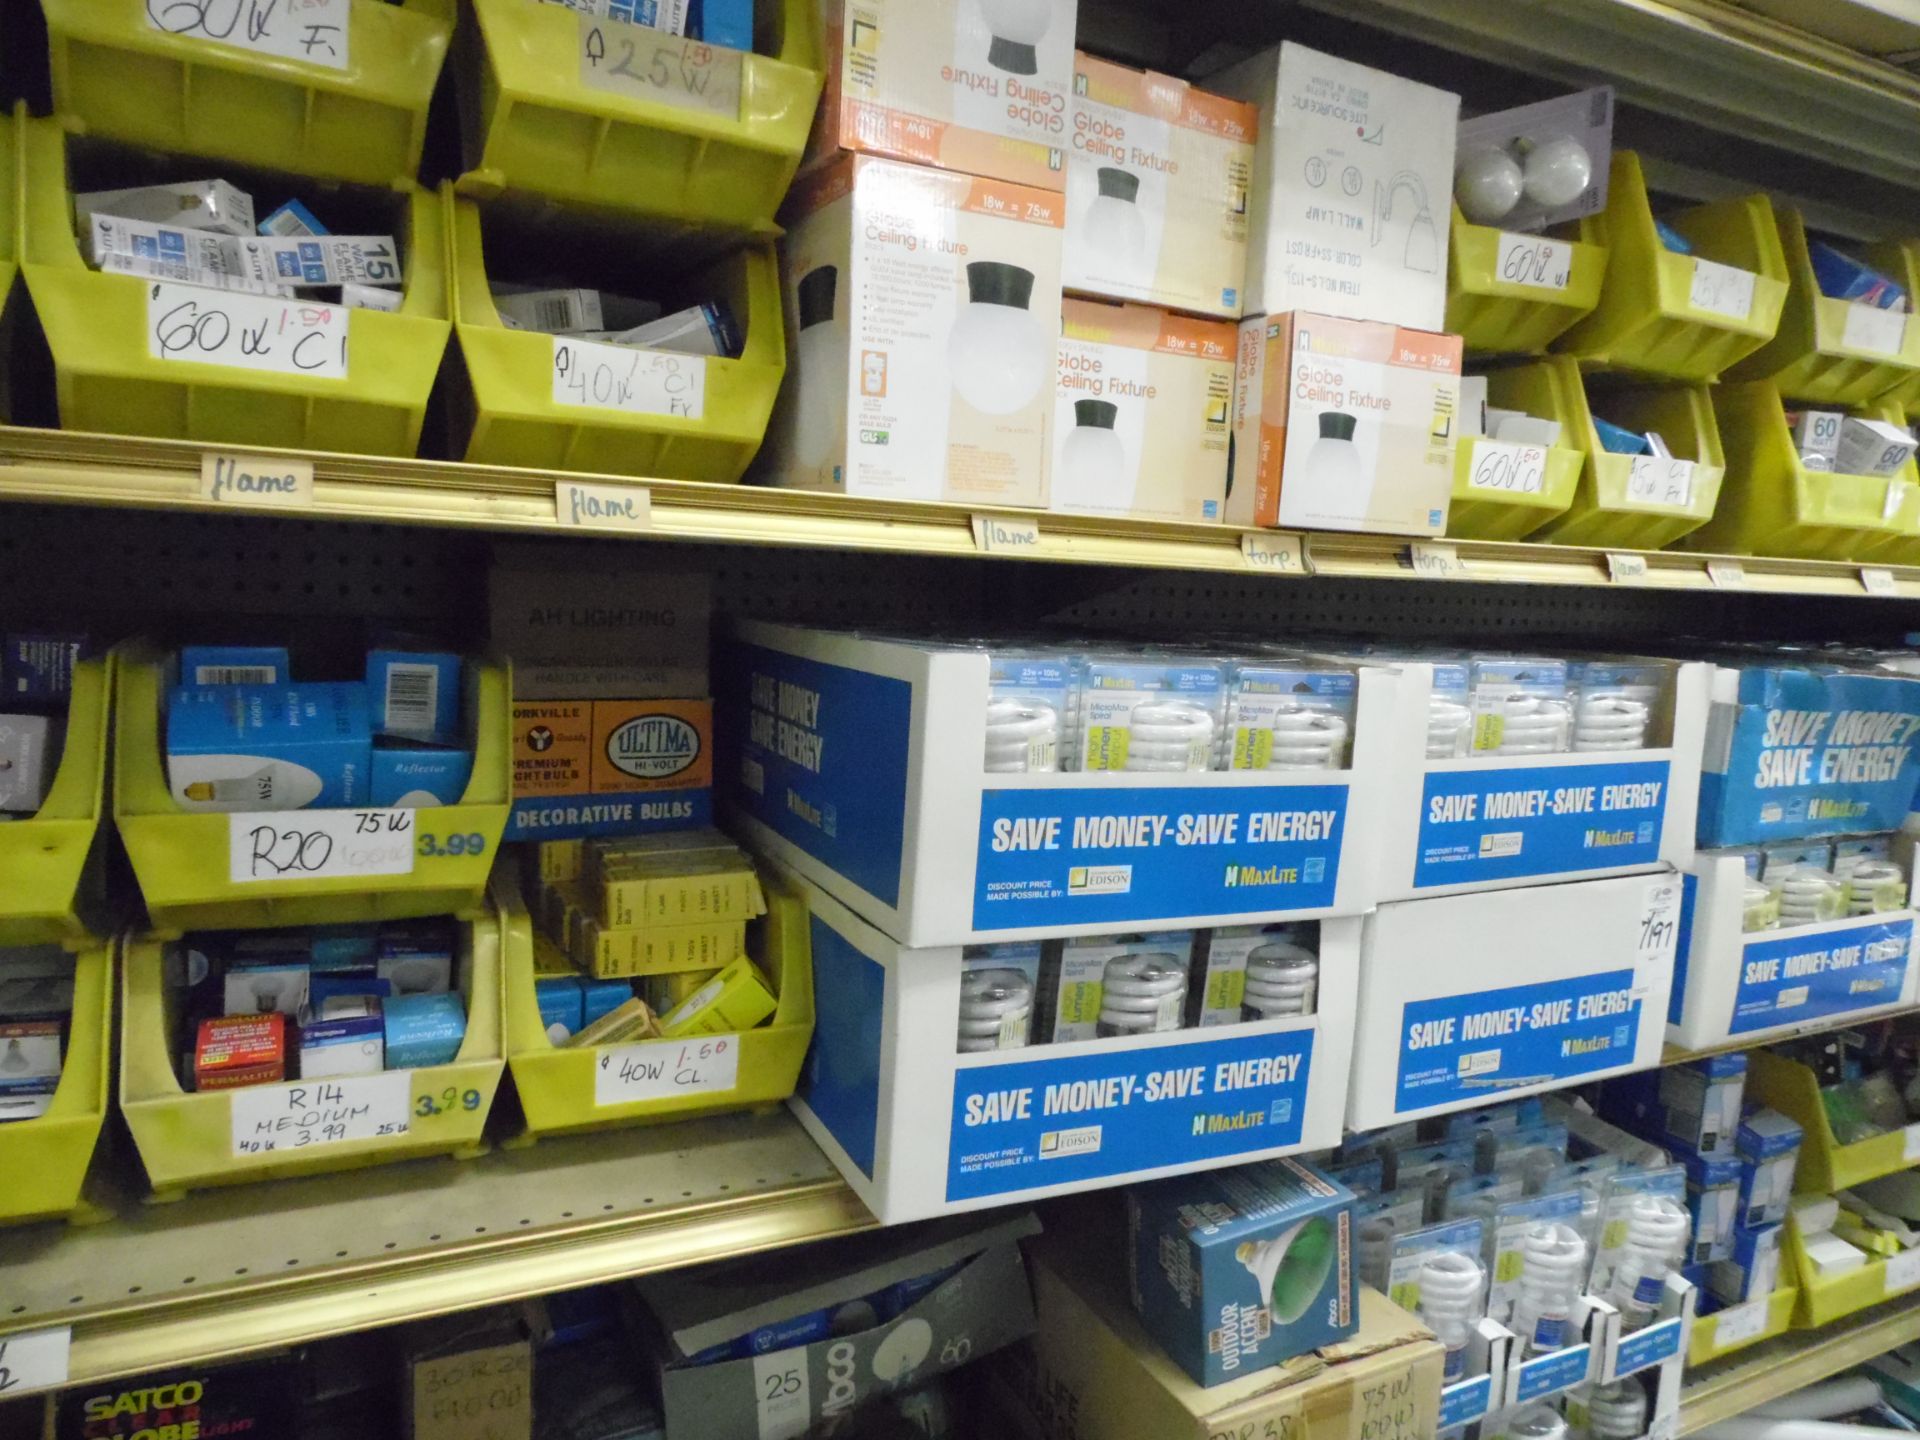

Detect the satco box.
xmin=1227 ymin=312 xmax=1463 ymax=536
xmin=507 ymin=698 xmax=712 ymax=841
xmin=1063 ymin=53 xmax=1255 ymax=318
xmin=1211 ymin=43 xmax=1460 ymax=329
xmin=1051 ymin=298 xmax=1234 ymax=522
xmin=770 ymin=155 xmax=1063 ymax=507
xmin=60 ymin=1358 xmax=302 ymax=1440
xmin=805 ymin=0 xmax=1076 ymax=191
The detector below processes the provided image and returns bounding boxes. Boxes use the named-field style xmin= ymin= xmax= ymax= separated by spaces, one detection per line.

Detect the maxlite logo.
xmin=1225 ymin=862 xmax=1293 ymax=887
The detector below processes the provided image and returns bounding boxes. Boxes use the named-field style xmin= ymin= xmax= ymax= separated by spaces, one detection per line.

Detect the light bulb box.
xmin=166 ymin=681 xmax=372 ymax=812
xmin=804 ymin=0 xmax=1075 ymax=191
xmin=1051 ymin=298 xmax=1234 ymax=522
xmin=1347 ymin=872 xmax=1680 ymax=1130
xmin=1500 ymin=1297 xmax=1608 ymax=1411
xmin=718 ymin=621 xmax=1387 ymax=945
xmin=1062 ymin=52 xmax=1256 ymax=319
xmin=1666 ymin=848 xmax=1918 ymax=1050
xmin=1368 ymin=660 xmax=1710 ymax=902
xmin=768 ymin=155 xmax=1062 ymax=509
xmin=1209 ymin=42 xmax=1459 ymax=330
xmin=786 ymin=869 xmax=1359 ymax=1224
xmin=1224 ymin=311 xmax=1464 ymax=537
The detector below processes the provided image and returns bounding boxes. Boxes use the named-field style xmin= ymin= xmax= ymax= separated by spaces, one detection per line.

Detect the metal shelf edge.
xmin=1680 ymin=1293 xmax=1920 ymax=1432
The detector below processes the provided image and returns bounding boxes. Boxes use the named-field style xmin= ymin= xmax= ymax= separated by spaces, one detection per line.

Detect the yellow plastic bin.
xmin=0 ymin=656 xmax=110 ymax=947
xmin=1784 ymin=1214 xmax=1909 ymax=1327
xmin=1555 ymin=151 xmax=1788 ymax=381
xmin=448 ymin=193 xmax=784 ymax=480
xmin=1869 ymin=238 xmax=1920 ymax=418
xmin=1726 ymin=208 xmax=1920 ymax=405
xmin=1685 ymin=383 xmax=1920 ymax=562
xmin=456 ymin=0 xmax=822 ymax=233
xmin=0 ymin=107 xmax=18 ymax=416
xmin=20 ymin=117 xmax=452 ymax=456
xmin=42 ymin=0 xmax=451 ymax=187
xmin=0 ymin=940 xmax=113 ymax=1225
xmin=1687 ymin=1286 xmax=1795 ymax=1365
xmin=1445 ymin=357 xmax=1587 ymax=539
xmin=1748 ymin=1047 xmax=1917 ymax=1194
xmin=120 ymin=915 xmax=504 ymax=1198
xmin=113 ymin=641 xmax=511 ymax=934
xmin=497 ymin=868 xmax=813 ymax=1142
xmin=1527 ymin=376 xmax=1726 ymax=550
xmin=1445 ymin=207 xmax=1606 ymax=356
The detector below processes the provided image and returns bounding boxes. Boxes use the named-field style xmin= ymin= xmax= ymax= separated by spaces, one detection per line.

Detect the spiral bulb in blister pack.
xmin=1507 ymin=1405 xmax=1571 ymax=1440
xmin=1428 ymin=697 xmax=1471 ymax=759
xmin=1264 ymin=705 xmax=1350 ymax=771
xmin=1358 ymin=1214 xmax=1396 ymax=1291
xmin=1742 ymin=877 xmax=1780 ymax=933
xmin=1608 ymin=1196 xmax=1689 ymax=1331
xmin=1774 ymin=865 xmax=1845 ymax=927
xmin=1416 ymin=1250 xmax=1486 ymax=1382
xmin=1510 ymin=1223 xmax=1588 ymax=1354
xmin=1096 ymin=951 xmax=1187 ymax=1036
xmin=1243 ymin=941 xmax=1319 ymax=1019
xmin=984 ymin=697 xmax=1059 ymax=773
xmin=1494 ymin=695 xmax=1572 ymax=756
xmin=1847 ymin=859 xmax=1907 ymax=916
xmin=955 ymin=967 xmax=1034 ymax=1053
xmin=1125 ymin=701 xmax=1215 ymax=772
xmin=1572 ymin=695 xmax=1650 ymax=752
xmin=1585 ymin=1380 xmax=1649 ymax=1440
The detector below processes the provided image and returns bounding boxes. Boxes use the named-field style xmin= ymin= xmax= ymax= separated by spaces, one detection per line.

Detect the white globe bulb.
xmin=1084 ymin=166 xmax=1147 ymax=266
xmin=1301 ymin=411 xmax=1364 ymax=491
xmin=946 ymin=261 xmax=1049 ymax=416
xmin=1523 ymin=135 xmax=1594 ymax=209
xmin=1455 ymin=146 xmax=1523 ymax=226
xmin=979 ymin=0 xmax=1051 ymax=74
xmin=1059 ymin=401 xmax=1127 ymax=507
xmin=792 ymin=264 xmax=847 ymax=470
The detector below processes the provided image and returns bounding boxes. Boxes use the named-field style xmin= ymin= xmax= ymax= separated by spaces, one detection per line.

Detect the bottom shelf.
xmin=1680 ymin=1292 xmax=1920 ymax=1432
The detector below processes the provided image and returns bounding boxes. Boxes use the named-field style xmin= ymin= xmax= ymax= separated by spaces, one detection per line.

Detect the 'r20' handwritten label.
xmin=1497 ymin=232 xmax=1573 ymax=291
xmin=231 ymin=1073 xmax=412 ymax=1156
xmin=595 ymin=1035 xmax=739 ymax=1106
xmin=146 ymin=0 xmax=349 ymax=70
xmin=148 ymin=282 xmax=349 ymax=378
xmin=229 ymin=809 xmax=417 ymax=883
xmin=552 ymin=336 xmax=705 ymax=419
xmin=578 ymin=15 xmax=743 ymax=118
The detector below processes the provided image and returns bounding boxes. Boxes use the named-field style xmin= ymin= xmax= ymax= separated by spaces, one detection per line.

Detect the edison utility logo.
xmin=1068 ymin=865 xmax=1131 ymax=896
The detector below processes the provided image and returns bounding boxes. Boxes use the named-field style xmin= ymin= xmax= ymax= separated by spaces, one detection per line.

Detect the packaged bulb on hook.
xmin=1508 ymin=1222 xmax=1588 ymax=1354
xmin=1455 ymin=146 xmax=1524 ymax=226
xmin=1454 ymin=86 xmax=1615 ymax=232
xmin=1041 ymin=931 xmax=1195 ymax=1042
xmin=1385 ymin=1220 xmax=1487 ymax=1383
xmin=984 ymin=649 xmax=1075 ymax=774
xmin=1224 ymin=659 xmax=1357 ymax=771
xmin=1076 ymin=656 xmax=1226 ymax=773
xmin=1606 ymin=1194 xmax=1689 ymax=1331
xmin=1191 ymin=923 xmax=1319 ymax=1027
xmin=1582 ymin=1379 xmax=1649 ymax=1440
xmin=1467 ymin=657 xmax=1571 ymax=757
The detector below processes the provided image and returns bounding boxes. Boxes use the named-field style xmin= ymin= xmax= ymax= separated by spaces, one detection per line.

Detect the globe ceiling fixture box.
xmin=716 ymin=621 xmax=1388 ymax=945
xmin=1225 ymin=312 xmax=1464 ymax=537
xmin=1051 ymin=298 xmax=1235 ymax=522
xmin=1347 ymin=873 xmax=1681 ymax=1129
xmin=785 ymin=870 xmax=1359 ymax=1222
xmin=1062 ymin=52 xmax=1257 ymax=319
xmin=1211 ymin=43 xmax=1460 ymax=330
xmin=805 ymin=0 xmax=1077 ymax=191
xmin=768 ymin=156 xmax=1063 ymax=508
xmin=1369 ymin=659 xmax=1709 ymax=901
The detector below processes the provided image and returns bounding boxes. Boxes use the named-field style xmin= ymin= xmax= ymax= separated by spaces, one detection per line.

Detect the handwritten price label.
xmin=595 ymin=1035 xmax=739 ymax=1106
xmin=556 ymin=480 xmax=652 ymax=532
xmin=971 ymin=514 xmax=1041 ymax=553
xmin=231 ymin=1073 xmax=411 ymax=1156
xmin=201 ymin=452 xmax=314 ymax=508
xmin=552 ymin=336 xmax=704 ymax=419
xmin=0 ymin=1328 xmax=71 ymax=1399
xmin=1711 ymin=1298 xmax=1767 ymax=1348
xmin=1467 ymin=439 xmax=1548 ymax=495
xmin=146 ymin=0 xmax=348 ymax=67
xmin=1689 ymin=258 xmax=1757 ymax=321
xmin=1409 ymin=542 xmax=1467 ymax=578
xmin=1496 ymin=232 xmax=1573 ymax=291
xmin=578 ymin=15 xmax=743 ymax=118
xmin=228 ymin=809 xmax=416 ymax=884
xmin=1639 ymin=878 xmax=1683 ymax=963
xmin=413 ymin=1343 xmax=530 ymax=1440
xmin=1240 ymin=531 xmax=1311 ymax=573
xmin=1845 ymin=302 xmax=1908 ymax=358
xmin=1627 ymin=456 xmax=1695 ymax=508
xmin=148 ymin=282 xmax=348 ymax=378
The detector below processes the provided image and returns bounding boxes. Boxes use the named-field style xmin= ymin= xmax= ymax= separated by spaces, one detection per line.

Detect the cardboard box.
xmin=1348 ymin=873 xmax=1680 ymax=1128
xmin=1062 ymin=53 xmax=1255 ymax=318
xmin=367 ymin=648 xmax=462 ymax=740
xmin=371 ymin=743 xmax=475 ymax=808
xmin=1226 ymin=312 xmax=1462 ymax=536
xmin=805 ymin=0 xmax=1076 ymax=191
xmin=1210 ymin=43 xmax=1459 ymax=329
xmin=1051 ymin=299 xmax=1234 ymax=522
xmin=195 ymin=1013 xmax=288 ymax=1090
xmin=488 ymin=563 xmax=711 ymax=671
xmin=506 ymin=698 xmax=713 ymax=841
xmin=769 ymin=155 xmax=1063 ymax=506
xmin=75 ymin=178 xmax=256 ymax=236
xmin=59 ymin=1358 xmax=302 ymax=1440
xmin=404 ymin=1312 xmax=533 ymax=1440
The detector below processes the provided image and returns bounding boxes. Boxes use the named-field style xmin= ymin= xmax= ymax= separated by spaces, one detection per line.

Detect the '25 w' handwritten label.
xmin=149 ymin=282 xmax=349 ymax=378
xmin=229 ymin=809 xmax=417 ymax=884
xmin=147 ymin=0 xmax=349 ymax=67
xmin=578 ymin=15 xmax=743 ymax=118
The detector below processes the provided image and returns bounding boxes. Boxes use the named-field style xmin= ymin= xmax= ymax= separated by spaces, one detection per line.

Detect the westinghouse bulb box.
xmin=806 ymin=0 xmax=1076 ymax=191
xmin=1226 ymin=312 xmax=1463 ymax=537
xmin=771 ymin=156 xmax=1062 ymax=507
xmin=1051 ymin=299 xmax=1234 ymax=521
xmin=1347 ymin=872 xmax=1680 ymax=1128
xmin=1064 ymin=53 xmax=1255 ymax=318
xmin=788 ymin=872 xmax=1359 ymax=1223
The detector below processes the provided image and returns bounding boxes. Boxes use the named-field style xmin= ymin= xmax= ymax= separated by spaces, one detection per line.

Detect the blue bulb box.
xmin=370 ymin=743 xmax=474 ymax=808
xmin=167 ymin=682 xmax=370 ymax=811
xmin=384 ymin=992 xmax=467 ymax=1069
xmin=179 ymin=645 xmax=289 ymax=686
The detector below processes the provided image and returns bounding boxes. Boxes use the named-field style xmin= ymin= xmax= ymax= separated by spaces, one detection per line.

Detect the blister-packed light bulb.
xmin=1773 ymin=864 xmax=1846 ymax=926
xmin=1456 ymin=146 xmax=1524 ymax=225
xmin=1573 ymin=695 xmax=1650 ymax=752
xmin=1510 ymin=1223 xmax=1588 ymax=1354
xmin=985 ymin=696 xmax=1059 ymax=773
xmin=1417 ymin=1250 xmax=1486 ymax=1382
xmin=1586 ymin=1380 xmax=1648 ymax=1440
xmin=1243 ymin=941 xmax=1318 ymax=1019
xmin=1742 ymin=877 xmax=1780 ymax=932
xmin=947 ymin=261 xmax=1049 ymax=415
xmin=1096 ymin=951 xmax=1187 ymax=1036
xmin=1125 ymin=700 xmax=1215 ymax=772
xmin=1358 ymin=1214 xmax=1396 ymax=1291
xmin=1523 ymin=135 xmax=1595 ymax=209
xmin=1507 ymin=1405 xmax=1571 ymax=1440
xmin=956 ymin=967 xmax=1034 ymax=1053
xmin=1429 ymin=697 xmax=1472 ymax=759
xmin=1609 ymin=1195 xmax=1689 ymax=1331
xmin=1847 ymin=859 xmax=1906 ymax=915
xmin=1265 ymin=705 xmax=1350 ymax=771
xmin=1496 ymin=695 xmax=1573 ymax=755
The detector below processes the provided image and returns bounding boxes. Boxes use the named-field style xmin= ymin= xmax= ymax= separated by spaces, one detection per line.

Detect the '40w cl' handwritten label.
xmin=595 ymin=1035 xmax=739 ymax=1106
xmin=149 ymin=282 xmax=349 ymax=378
xmin=146 ymin=0 xmax=349 ymax=69
xmin=552 ymin=336 xmax=704 ymax=419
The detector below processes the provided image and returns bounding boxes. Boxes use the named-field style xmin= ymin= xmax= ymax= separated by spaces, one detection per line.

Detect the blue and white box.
xmin=178 ymin=646 xmax=289 ymax=687
xmin=298 ymin=997 xmax=385 ymax=1080
xmin=166 ymin=682 xmax=371 ymax=811
xmin=787 ymin=868 xmax=1359 ymax=1223
xmin=1736 ymin=1111 xmax=1802 ymax=1229
xmin=370 ymin=744 xmax=473 ymax=808
xmin=384 ymin=992 xmax=468 ymax=1069
xmin=1682 ymin=1151 xmax=1744 ymax=1265
xmin=1710 ymin=1222 xmax=1781 ymax=1306
xmin=366 ymin=649 xmax=462 ymax=740
xmin=1598 ymin=1052 xmax=1747 ymax=1158
xmin=1347 ymin=872 xmax=1680 ymax=1128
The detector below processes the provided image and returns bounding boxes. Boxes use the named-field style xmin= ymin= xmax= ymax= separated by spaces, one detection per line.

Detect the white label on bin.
xmin=1712 ymin=1298 xmax=1767 ymax=1348
xmin=147 ymin=282 xmax=349 ymax=377
xmin=1903 ymin=1122 xmax=1920 ymax=1162
xmin=1863 ymin=566 xmax=1899 ymax=596
xmin=594 ymin=1035 xmax=739 ymax=1106
xmin=552 ymin=336 xmax=705 ymax=419
xmin=1888 ymin=480 xmax=1913 ymax=522
xmin=752 ymin=1349 xmax=811 ymax=1440
xmin=1467 ymin=439 xmax=1547 ymax=495
xmin=200 ymin=452 xmax=315 ymax=508
xmin=1707 ymin=559 xmax=1746 ymax=589
xmin=1845 ymin=302 xmax=1908 ymax=357
xmin=228 ymin=809 xmax=417 ymax=884
xmin=1888 ymin=1247 xmax=1920 ymax=1296
xmin=231 ymin=1073 xmax=412 ymax=1156
xmin=1409 ymin=541 xmax=1467 ymax=578
xmin=146 ymin=0 xmax=349 ymax=68
xmin=1241 ymin=531 xmax=1311 ymax=573
xmin=971 ymin=514 xmax=1041 ymax=553
xmin=0 ymin=1328 xmax=71 ymax=1399
xmin=1496 ymin=232 xmax=1573 ymax=291
xmin=1627 ymin=456 xmax=1695 ymax=507
xmin=556 ymin=480 xmax=653 ymax=531
xmin=578 ymin=15 xmax=744 ymax=118
xmin=1689 ymin=258 xmax=1756 ymax=320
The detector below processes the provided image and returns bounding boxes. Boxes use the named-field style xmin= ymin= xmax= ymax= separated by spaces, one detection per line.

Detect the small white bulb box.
xmin=719 ymin=621 xmax=1388 ymax=946
xmin=1347 ymin=873 xmax=1681 ymax=1130
xmin=1666 ymin=849 xmax=1919 ymax=1049
xmin=787 ymin=871 xmax=1358 ymax=1224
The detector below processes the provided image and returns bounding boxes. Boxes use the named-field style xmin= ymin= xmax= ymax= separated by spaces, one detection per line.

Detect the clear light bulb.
xmin=1417 ymin=1250 xmax=1486 ymax=1382
xmin=792 ymin=264 xmax=846 ymax=471
xmin=1236 ymin=1215 xmax=1339 ymax=1322
xmin=1609 ymin=1196 xmax=1689 ymax=1332
xmin=1243 ymin=941 xmax=1318 ymax=1019
xmin=1524 ymin=135 xmax=1595 ymax=209
xmin=1456 ymin=146 xmax=1524 ymax=225
xmin=978 ymin=0 xmax=1053 ymax=75
xmin=956 ymin=967 xmax=1034 ymax=1053
xmin=1059 ymin=398 xmax=1127 ymax=507
xmin=1773 ymin=864 xmax=1846 ymax=926
xmin=1495 ymin=695 xmax=1573 ymax=756
xmin=1847 ymin=859 xmax=1906 ymax=915
xmin=1508 ymin=1405 xmax=1571 ymax=1440
xmin=1586 ymin=1380 xmax=1649 ymax=1440
xmin=1264 ymin=705 xmax=1350 ymax=771
xmin=1428 ymin=697 xmax=1472 ymax=759
xmin=1124 ymin=700 xmax=1214 ymax=772
xmin=1096 ymin=950 xmax=1187 ymax=1036
xmin=984 ymin=696 xmax=1059 ymax=773
xmin=179 ymin=760 xmax=324 ymax=810
xmin=1573 ymin=695 xmax=1649 ymax=752
xmin=1510 ymin=1223 xmax=1588 ymax=1354
xmin=946 ymin=261 xmax=1049 ymax=416
xmin=1302 ymin=411 xmax=1364 ymax=493
xmin=1084 ymin=167 xmax=1147 ymax=263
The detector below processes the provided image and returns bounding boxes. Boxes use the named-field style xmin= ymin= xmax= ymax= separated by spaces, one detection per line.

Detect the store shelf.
xmin=4 ymin=426 xmax=1920 ymax=597
xmin=1681 ymin=1291 xmax=1920 ymax=1432
xmin=0 ymin=1110 xmax=870 ymax=1387
xmin=1663 ymin=1002 xmax=1920 ymax=1066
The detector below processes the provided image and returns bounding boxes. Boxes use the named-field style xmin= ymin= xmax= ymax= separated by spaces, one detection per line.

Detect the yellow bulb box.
xmin=548 ymin=878 xmax=748 ymax=978
xmin=658 ymin=955 xmax=777 ymax=1036
xmin=594 ymin=852 xmax=767 ymax=930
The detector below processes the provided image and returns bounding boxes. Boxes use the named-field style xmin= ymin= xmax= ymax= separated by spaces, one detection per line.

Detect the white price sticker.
xmin=1689 ymin=258 xmax=1757 ymax=321
xmin=1409 ymin=542 xmax=1467 ymax=578
xmin=0 ymin=1327 xmax=71 ymax=1400
xmin=1844 ymin=302 xmax=1908 ymax=358
xmin=1607 ymin=552 xmax=1650 ymax=584
xmin=146 ymin=0 xmax=348 ymax=67
xmin=1467 ymin=439 xmax=1548 ymax=495
xmin=752 ymin=1349 xmax=811 ymax=1440
xmin=148 ymin=282 xmax=349 ymax=377
xmin=231 ymin=1073 xmax=412 ymax=1156
xmin=1887 ymin=480 xmax=1912 ymax=522
xmin=1903 ymin=1122 xmax=1920 ymax=1162
xmin=1888 ymin=1247 xmax=1920 ymax=1296
xmin=1707 ymin=559 xmax=1746 ymax=589
xmin=1240 ymin=531 xmax=1311 ymax=573
xmin=556 ymin=480 xmax=652 ymax=532
xmin=552 ymin=336 xmax=705 ymax=419
xmin=228 ymin=809 xmax=416 ymax=884
xmin=1863 ymin=566 xmax=1899 ymax=596
xmin=1639 ymin=879 xmax=1683 ymax=962
xmin=1627 ymin=456 xmax=1696 ymax=507
xmin=594 ymin=1035 xmax=740 ymax=1107
xmin=1496 ymin=232 xmax=1573 ymax=292
xmin=971 ymin=514 xmax=1042 ymax=553
xmin=1711 ymin=1299 xmax=1768 ymax=1348
xmin=200 ymin=452 xmax=314 ymax=508
xmin=578 ymin=16 xmax=743 ymax=118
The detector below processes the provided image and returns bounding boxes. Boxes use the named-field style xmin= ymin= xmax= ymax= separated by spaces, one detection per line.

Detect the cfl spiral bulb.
xmin=1416 ymin=1250 xmax=1486 ymax=1382
xmin=1125 ymin=700 xmax=1215 ymax=772
xmin=1496 ymin=695 xmax=1572 ymax=756
xmin=1742 ymin=877 xmax=1780 ymax=933
xmin=1243 ymin=942 xmax=1318 ymax=1019
xmin=1573 ymin=695 xmax=1650 ymax=752
xmin=1428 ymin=697 xmax=1472 ymax=759
xmin=1774 ymin=864 xmax=1845 ymax=926
xmin=1610 ymin=1196 xmax=1688 ymax=1331
xmin=956 ymin=967 xmax=1034 ymax=1053
xmin=1510 ymin=1223 xmax=1588 ymax=1354
xmin=1455 ymin=145 xmax=1524 ymax=226
xmin=1586 ymin=1380 xmax=1648 ymax=1440
xmin=1084 ymin=167 xmax=1147 ymax=262
xmin=1507 ymin=1405 xmax=1571 ymax=1440
xmin=792 ymin=264 xmax=846 ymax=470
xmin=985 ymin=697 xmax=1059 ymax=773
xmin=1265 ymin=706 xmax=1349 ymax=771
xmin=1847 ymin=859 xmax=1906 ymax=915
xmin=947 ymin=261 xmax=1049 ymax=415
xmin=1096 ymin=951 xmax=1187 ymax=1036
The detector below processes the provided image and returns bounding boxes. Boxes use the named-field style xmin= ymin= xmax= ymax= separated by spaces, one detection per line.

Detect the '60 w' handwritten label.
xmin=149 ymin=282 xmax=349 ymax=378
xmin=229 ymin=809 xmax=416 ymax=884
xmin=1496 ymin=232 xmax=1573 ymax=291
xmin=147 ymin=0 xmax=349 ymax=68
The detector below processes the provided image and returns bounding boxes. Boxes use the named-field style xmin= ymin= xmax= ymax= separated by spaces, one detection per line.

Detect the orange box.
xmin=195 ymin=1013 xmax=286 ymax=1091
xmin=512 ymin=699 xmax=712 ymax=800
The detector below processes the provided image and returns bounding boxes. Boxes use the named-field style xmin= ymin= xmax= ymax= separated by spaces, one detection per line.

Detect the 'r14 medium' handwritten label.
xmin=231 ymin=1073 xmax=412 ymax=1156
xmin=149 ymin=282 xmax=349 ymax=378
xmin=556 ymin=480 xmax=652 ymax=532
xmin=200 ymin=452 xmax=314 ymax=508
xmin=595 ymin=1035 xmax=740 ymax=1106
xmin=1496 ymin=232 xmax=1573 ymax=291
xmin=552 ymin=336 xmax=704 ymax=419
xmin=578 ymin=16 xmax=743 ymax=118
xmin=146 ymin=0 xmax=349 ymax=67
xmin=229 ymin=809 xmax=417 ymax=884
